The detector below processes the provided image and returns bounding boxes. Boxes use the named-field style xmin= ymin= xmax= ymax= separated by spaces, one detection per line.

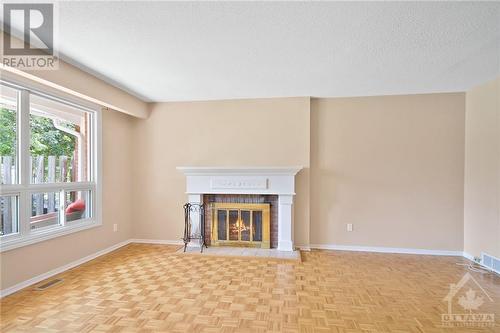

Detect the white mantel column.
xmin=278 ymin=195 xmax=294 ymax=251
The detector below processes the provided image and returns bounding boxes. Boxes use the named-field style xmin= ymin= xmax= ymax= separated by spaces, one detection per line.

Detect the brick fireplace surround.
xmin=177 ymin=167 xmax=302 ymax=251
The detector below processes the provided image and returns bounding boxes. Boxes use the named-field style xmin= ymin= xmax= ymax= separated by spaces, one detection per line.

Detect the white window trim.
xmin=0 ymin=79 xmax=102 ymax=253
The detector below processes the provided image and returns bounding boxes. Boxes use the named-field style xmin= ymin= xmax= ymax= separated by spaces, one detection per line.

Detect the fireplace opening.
xmin=211 ymin=203 xmax=270 ymax=248
xmin=203 ymin=194 xmax=278 ymax=248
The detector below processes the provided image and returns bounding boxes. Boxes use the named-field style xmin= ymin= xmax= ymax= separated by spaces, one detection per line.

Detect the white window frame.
xmin=0 ymin=79 xmax=102 ymax=252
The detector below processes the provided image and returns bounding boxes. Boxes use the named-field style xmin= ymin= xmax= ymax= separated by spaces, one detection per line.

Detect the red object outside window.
xmin=65 ymin=199 xmax=85 ymax=214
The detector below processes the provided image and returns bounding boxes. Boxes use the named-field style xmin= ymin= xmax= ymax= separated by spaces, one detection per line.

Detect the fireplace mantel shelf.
xmin=176 ymin=166 xmax=303 ymax=176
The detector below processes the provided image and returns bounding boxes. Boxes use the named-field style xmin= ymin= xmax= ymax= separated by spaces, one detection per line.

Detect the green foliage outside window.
xmin=0 ymin=107 xmax=16 ymax=156
xmin=1 ymin=107 xmax=76 ymax=159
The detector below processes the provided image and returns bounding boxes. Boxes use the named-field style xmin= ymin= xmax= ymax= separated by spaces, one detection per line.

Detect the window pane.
xmin=228 ymin=210 xmax=239 ymax=241
xmin=0 ymin=85 xmax=18 ymax=185
xmin=31 ymin=192 xmax=60 ymax=230
xmin=30 ymin=94 xmax=91 ymax=183
xmin=64 ymin=190 xmax=92 ymax=222
xmin=0 ymin=195 xmax=19 ymax=236
xmin=217 ymin=210 xmax=227 ymax=240
xmin=241 ymin=210 xmax=250 ymax=241
xmin=252 ymin=211 xmax=262 ymax=242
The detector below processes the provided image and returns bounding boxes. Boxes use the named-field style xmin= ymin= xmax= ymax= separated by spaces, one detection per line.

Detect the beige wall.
xmin=310 ymin=93 xmax=466 ymax=250
xmin=0 ymin=109 xmax=135 ymax=290
xmin=131 ymin=98 xmax=311 ymax=245
xmin=464 ymin=77 xmax=500 ymax=258
xmin=134 ymin=93 xmax=466 ymax=252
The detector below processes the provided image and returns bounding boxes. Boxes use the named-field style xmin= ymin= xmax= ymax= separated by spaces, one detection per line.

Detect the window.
xmin=0 ymin=85 xmax=17 ymax=185
xmin=0 ymin=80 xmax=101 ymax=251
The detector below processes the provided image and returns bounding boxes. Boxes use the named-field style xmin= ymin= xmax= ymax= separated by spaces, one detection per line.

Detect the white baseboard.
xmin=129 ymin=238 xmax=184 ymax=245
xmin=462 ymin=251 xmax=475 ymax=261
xmin=295 ymin=244 xmax=311 ymax=251
xmin=309 ymin=243 xmax=463 ymax=256
xmin=0 ymin=239 xmax=131 ymax=298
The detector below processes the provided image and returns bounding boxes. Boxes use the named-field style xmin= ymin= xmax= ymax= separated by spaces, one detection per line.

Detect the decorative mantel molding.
xmin=210 ymin=177 xmax=268 ymax=190
xmin=176 ymin=166 xmax=303 ymax=251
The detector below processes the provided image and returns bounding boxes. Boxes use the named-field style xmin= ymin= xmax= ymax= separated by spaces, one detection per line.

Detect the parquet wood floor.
xmin=1 ymin=244 xmax=499 ymax=332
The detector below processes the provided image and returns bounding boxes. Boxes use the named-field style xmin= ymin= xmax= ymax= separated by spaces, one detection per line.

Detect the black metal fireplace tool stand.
xmin=183 ymin=203 xmax=207 ymax=253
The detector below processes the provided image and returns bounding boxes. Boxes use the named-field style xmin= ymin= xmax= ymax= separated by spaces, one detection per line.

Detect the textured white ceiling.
xmin=55 ymin=1 xmax=500 ymax=102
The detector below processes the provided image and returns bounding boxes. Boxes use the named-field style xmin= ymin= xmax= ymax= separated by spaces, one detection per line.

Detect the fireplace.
xmin=177 ymin=166 xmax=302 ymax=251
xmin=211 ymin=203 xmax=270 ymax=248
xmin=204 ymin=194 xmax=278 ymax=247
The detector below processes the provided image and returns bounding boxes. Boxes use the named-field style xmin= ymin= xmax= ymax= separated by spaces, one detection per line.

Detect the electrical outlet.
xmin=347 ymin=223 xmax=353 ymax=232
xmin=113 ymin=224 xmax=118 ymax=232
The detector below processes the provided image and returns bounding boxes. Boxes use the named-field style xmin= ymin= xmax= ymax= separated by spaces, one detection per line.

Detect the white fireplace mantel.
xmin=176 ymin=166 xmax=302 ymax=251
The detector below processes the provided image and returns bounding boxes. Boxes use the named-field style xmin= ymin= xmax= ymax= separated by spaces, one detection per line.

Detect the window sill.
xmin=0 ymin=219 xmax=101 ymax=253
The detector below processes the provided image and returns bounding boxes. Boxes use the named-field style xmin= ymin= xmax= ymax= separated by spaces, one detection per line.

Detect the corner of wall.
xmin=463 ymin=76 xmax=500 ymax=259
